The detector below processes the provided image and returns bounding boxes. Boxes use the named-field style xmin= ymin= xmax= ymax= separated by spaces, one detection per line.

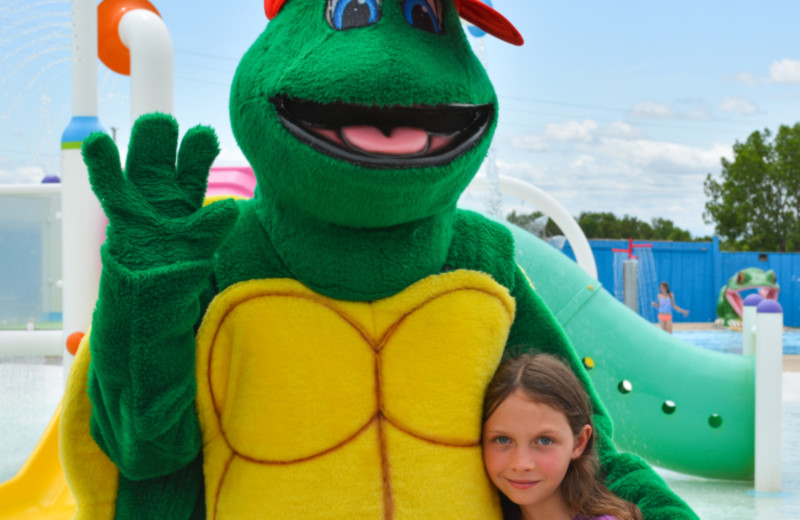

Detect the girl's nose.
xmin=510 ymin=449 xmax=535 ymax=471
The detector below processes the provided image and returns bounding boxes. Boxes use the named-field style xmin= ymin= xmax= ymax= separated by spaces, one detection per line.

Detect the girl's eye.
xmin=537 ymin=437 xmax=554 ymax=446
xmin=402 ymin=0 xmax=442 ymax=35
xmin=327 ymin=0 xmax=382 ymax=30
xmin=494 ymin=436 xmax=512 ymax=445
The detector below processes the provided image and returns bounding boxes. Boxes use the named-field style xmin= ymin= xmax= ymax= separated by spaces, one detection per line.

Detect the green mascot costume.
xmin=59 ymin=1 xmax=699 ymax=519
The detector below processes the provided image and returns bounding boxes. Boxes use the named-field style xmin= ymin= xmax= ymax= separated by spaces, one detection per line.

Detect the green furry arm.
xmin=602 ymin=451 xmax=699 ymax=520
xmin=507 ymin=267 xmax=698 ymax=520
xmin=87 ymin=248 xmax=209 ymax=480
xmin=86 ymin=249 xmax=212 ymax=520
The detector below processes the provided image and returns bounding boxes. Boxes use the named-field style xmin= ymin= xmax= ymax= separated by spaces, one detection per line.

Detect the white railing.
xmin=0 ymin=184 xmax=64 ymax=357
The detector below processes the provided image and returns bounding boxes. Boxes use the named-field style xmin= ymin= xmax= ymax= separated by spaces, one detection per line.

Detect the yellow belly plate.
xmin=195 ymin=270 xmax=515 ymax=519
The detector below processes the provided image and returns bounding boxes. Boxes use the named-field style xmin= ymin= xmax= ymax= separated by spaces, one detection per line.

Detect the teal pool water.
xmin=674 ymin=329 xmax=800 ymax=355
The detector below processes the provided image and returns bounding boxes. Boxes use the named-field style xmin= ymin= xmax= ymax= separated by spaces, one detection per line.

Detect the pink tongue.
xmin=341 ymin=126 xmax=428 ymax=155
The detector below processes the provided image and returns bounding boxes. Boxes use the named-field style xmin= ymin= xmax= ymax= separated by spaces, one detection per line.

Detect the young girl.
xmin=651 ymin=281 xmax=689 ymax=334
xmin=482 ymin=354 xmax=642 ymax=520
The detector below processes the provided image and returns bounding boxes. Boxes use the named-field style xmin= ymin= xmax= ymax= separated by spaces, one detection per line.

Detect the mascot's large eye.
xmin=327 ymin=0 xmax=381 ymax=30
xmin=403 ymin=0 xmax=443 ymax=35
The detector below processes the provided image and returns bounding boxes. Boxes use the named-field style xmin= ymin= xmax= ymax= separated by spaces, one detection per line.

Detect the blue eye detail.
xmin=537 ymin=437 xmax=554 ymax=446
xmin=327 ymin=0 xmax=381 ymax=30
xmin=494 ymin=436 xmax=511 ymax=445
xmin=403 ymin=0 xmax=442 ymax=35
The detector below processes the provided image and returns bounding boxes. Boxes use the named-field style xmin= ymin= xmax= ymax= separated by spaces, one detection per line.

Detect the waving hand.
xmin=82 ymin=113 xmax=239 ymax=271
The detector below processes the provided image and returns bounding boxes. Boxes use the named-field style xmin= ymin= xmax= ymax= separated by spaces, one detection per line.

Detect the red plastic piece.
xmin=453 ymin=0 xmax=523 ymax=46
xmin=263 ymin=0 xmax=523 ymax=45
xmin=66 ymin=332 xmax=85 ymax=356
xmin=264 ymin=0 xmax=287 ymax=19
xmin=612 ymin=238 xmax=653 ymax=260
xmin=98 ymin=0 xmax=161 ymax=76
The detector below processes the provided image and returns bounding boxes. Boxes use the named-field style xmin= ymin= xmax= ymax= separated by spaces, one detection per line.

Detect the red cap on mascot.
xmin=263 ymin=0 xmax=524 ymax=46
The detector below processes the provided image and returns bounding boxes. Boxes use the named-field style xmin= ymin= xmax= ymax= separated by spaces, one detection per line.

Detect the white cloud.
xmin=767 ymin=92 xmax=798 ymax=101
xmin=495 ymin=159 xmax=550 ymax=184
xmin=684 ymin=108 xmax=713 ymax=120
xmin=601 ymin=121 xmax=646 ymax=140
xmin=0 ymin=166 xmax=46 ymax=184
xmin=630 ymin=100 xmax=716 ymax=120
xmin=543 ymin=119 xmax=598 ymax=143
xmin=510 ymin=120 xmax=731 ymax=174
xmin=214 ymin=145 xmax=248 ymax=166
xmin=718 ymin=96 xmax=758 ymax=115
xmin=726 ymin=71 xmax=758 ymax=85
xmin=595 ymin=138 xmax=731 ymax=172
xmin=570 ymin=155 xmax=596 ymax=170
xmin=768 ymin=59 xmax=800 ymax=84
xmin=512 ymin=120 xmax=646 ymax=156
xmin=630 ymin=101 xmax=675 ymax=119
xmin=494 ymin=126 xmax=732 ymax=237
xmin=510 ymin=135 xmax=550 ymax=152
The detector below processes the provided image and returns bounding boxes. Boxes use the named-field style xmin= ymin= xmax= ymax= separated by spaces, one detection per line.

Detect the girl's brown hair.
xmin=660 ymin=281 xmax=672 ymax=296
xmin=483 ymin=353 xmax=642 ymax=520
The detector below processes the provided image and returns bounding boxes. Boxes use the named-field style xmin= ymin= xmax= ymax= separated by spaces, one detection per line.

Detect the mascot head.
xmin=230 ymin=0 xmax=522 ymax=228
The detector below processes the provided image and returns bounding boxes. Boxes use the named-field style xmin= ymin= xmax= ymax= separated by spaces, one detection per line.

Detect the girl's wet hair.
xmin=483 ymin=353 xmax=642 ymax=520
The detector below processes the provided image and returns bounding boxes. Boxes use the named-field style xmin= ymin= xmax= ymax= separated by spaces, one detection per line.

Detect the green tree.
xmin=575 ymin=211 xmax=623 ymax=238
xmin=506 ymin=210 xmax=563 ymax=237
xmin=508 ymin=210 xmax=694 ymax=241
xmin=704 ymin=124 xmax=800 ymax=252
xmin=651 ymin=217 xmax=692 ymax=241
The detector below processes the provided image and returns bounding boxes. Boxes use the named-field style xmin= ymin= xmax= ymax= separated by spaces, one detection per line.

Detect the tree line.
xmin=506 ymin=210 xmax=708 ymax=242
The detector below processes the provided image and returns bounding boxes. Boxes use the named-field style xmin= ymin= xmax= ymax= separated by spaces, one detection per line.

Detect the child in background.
xmin=652 ymin=281 xmax=689 ymax=334
xmin=482 ymin=354 xmax=642 ymax=520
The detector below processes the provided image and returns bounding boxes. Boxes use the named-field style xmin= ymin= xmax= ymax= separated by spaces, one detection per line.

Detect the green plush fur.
xmin=231 ymin=0 xmax=495 ymax=230
xmin=76 ymin=1 xmax=699 ymax=518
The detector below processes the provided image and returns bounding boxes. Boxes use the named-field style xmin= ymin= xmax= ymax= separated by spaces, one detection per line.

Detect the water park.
xmin=1 ymin=1 xmax=799 ymax=519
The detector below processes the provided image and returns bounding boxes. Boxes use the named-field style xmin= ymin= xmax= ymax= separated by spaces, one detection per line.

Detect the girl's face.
xmin=482 ymin=390 xmax=591 ymax=518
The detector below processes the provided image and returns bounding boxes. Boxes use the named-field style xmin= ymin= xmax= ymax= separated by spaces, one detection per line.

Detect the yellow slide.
xmin=0 ymin=403 xmax=75 ymax=519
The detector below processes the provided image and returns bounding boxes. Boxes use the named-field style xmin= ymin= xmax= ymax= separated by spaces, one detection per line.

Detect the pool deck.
xmin=673 ymin=322 xmax=800 ymax=373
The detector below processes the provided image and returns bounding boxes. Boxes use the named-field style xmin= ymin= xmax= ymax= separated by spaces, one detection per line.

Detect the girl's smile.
xmin=506 ymin=478 xmax=540 ymax=489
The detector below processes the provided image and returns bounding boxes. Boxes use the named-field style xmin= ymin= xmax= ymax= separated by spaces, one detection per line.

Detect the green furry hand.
xmin=82 ymin=113 xmax=239 ymax=271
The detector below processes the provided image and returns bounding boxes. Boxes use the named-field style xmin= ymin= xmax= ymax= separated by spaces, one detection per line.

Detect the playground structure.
xmin=0 ymin=0 xmax=788 ymax=517
xmin=611 ymin=238 xmax=658 ymax=322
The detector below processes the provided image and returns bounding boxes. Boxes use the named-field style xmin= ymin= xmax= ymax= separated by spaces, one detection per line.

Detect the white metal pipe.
xmin=622 ymin=260 xmax=639 ymax=313
xmin=754 ymin=300 xmax=783 ymax=493
xmin=60 ymin=149 xmax=105 ymax=374
xmin=742 ymin=294 xmax=762 ymax=356
xmin=0 ymin=331 xmax=64 ymax=357
xmin=60 ymin=0 xmax=106 ymax=376
xmin=0 ymin=184 xmax=61 ymax=196
xmin=118 ymin=9 xmax=174 ymax=124
xmin=468 ymin=174 xmax=598 ymax=280
xmin=71 ymin=0 xmax=97 ymax=117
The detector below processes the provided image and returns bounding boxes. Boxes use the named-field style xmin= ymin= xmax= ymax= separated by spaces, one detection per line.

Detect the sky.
xmin=2 ymin=1 xmax=800 ymax=237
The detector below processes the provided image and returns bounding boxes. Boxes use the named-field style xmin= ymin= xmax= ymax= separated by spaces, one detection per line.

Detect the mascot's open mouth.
xmin=272 ymin=96 xmax=493 ymax=169
xmin=726 ymin=285 xmax=780 ymax=318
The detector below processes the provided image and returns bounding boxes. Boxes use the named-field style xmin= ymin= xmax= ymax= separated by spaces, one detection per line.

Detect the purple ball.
xmin=757 ymin=300 xmax=782 ymax=314
xmin=743 ymin=294 xmax=764 ymax=307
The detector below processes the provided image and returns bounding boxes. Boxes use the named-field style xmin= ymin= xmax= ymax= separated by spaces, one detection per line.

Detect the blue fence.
xmin=562 ymin=237 xmax=800 ymax=327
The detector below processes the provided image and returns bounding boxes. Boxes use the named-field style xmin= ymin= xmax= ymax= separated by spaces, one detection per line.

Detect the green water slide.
xmin=506 ymin=221 xmax=755 ymax=480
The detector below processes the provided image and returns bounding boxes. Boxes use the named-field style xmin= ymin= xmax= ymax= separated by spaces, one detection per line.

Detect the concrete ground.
xmin=673 ymin=322 xmax=800 ymax=373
